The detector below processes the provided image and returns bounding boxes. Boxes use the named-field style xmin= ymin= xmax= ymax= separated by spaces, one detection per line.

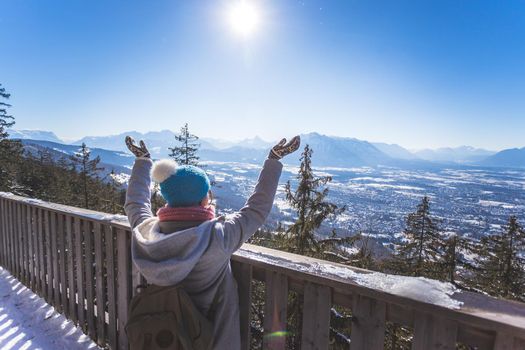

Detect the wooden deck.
xmin=0 ymin=192 xmax=524 ymax=349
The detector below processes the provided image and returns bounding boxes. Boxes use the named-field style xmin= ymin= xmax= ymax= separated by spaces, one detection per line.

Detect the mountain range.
xmin=7 ymin=129 xmax=525 ymax=169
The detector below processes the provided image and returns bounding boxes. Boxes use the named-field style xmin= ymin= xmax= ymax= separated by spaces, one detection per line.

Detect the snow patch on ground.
xmin=0 ymin=267 xmax=101 ymax=350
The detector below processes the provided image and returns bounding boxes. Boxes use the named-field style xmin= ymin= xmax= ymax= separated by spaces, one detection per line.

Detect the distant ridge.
xmin=414 ymin=146 xmax=495 ymax=164
xmin=478 ymin=147 xmax=525 ymax=168
xmin=372 ymin=142 xmax=417 ymax=160
xmin=7 ymin=129 xmax=63 ymax=143
xmin=8 ymin=129 xmax=525 ymax=168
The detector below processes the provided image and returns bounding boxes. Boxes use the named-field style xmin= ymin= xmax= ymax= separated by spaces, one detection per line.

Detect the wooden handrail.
xmin=0 ymin=192 xmax=524 ymax=350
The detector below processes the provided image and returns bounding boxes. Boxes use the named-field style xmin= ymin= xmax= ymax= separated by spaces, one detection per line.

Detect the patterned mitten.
xmin=125 ymin=136 xmax=151 ymax=158
xmin=268 ymin=136 xmax=301 ymax=160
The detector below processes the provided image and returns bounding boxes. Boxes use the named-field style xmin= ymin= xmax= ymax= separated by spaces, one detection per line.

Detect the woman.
xmin=124 ymin=135 xmax=300 ymax=349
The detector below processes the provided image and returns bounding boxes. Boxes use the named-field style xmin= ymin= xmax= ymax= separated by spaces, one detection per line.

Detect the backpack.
xmin=125 ymin=284 xmax=214 ymax=350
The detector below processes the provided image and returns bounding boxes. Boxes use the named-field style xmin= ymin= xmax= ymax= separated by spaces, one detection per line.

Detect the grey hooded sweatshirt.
xmin=125 ymin=157 xmax=283 ymax=350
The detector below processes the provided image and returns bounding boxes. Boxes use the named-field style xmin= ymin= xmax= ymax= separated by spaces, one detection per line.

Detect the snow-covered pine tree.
xmin=391 ymin=196 xmax=443 ymax=279
xmin=169 ymin=123 xmax=201 ymax=166
xmin=473 ymin=215 xmax=525 ymax=302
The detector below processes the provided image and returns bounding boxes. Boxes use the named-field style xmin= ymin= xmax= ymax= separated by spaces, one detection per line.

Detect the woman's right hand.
xmin=125 ymin=136 xmax=151 ymax=158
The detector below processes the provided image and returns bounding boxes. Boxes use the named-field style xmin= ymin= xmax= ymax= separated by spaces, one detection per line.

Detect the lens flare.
xmin=264 ymin=331 xmax=289 ymax=338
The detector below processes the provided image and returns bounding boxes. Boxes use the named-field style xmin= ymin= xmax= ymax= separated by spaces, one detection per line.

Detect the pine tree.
xmin=71 ymin=143 xmax=104 ymax=209
xmin=0 ymin=83 xmax=23 ymax=192
xmin=439 ymin=233 xmax=477 ymax=286
xmin=273 ymin=145 xmax=357 ymax=348
xmin=169 ymin=123 xmax=201 ymax=166
xmin=391 ymin=196 xmax=443 ymax=278
xmin=473 ymin=216 xmax=525 ymax=302
xmin=282 ymin=145 xmax=346 ymax=257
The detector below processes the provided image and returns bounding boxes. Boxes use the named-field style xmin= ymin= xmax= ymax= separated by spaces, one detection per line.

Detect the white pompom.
xmin=151 ymin=159 xmax=178 ymax=183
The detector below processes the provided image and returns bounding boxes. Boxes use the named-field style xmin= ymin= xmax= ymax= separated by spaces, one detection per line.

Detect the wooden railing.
xmin=0 ymin=193 xmax=524 ymax=350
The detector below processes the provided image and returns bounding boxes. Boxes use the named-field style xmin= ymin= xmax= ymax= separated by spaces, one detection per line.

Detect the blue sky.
xmin=1 ymin=0 xmax=524 ymax=150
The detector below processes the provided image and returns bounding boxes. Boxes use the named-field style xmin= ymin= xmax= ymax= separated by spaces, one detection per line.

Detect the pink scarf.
xmin=157 ymin=205 xmax=216 ymax=222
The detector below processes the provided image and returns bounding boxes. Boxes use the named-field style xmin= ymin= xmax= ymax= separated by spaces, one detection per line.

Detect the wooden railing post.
xmin=263 ymin=271 xmax=289 ymax=350
xmin=351 ymin=293 xmax=386 ymax=350
xmin=412 ymin=312 xmax=458 ymax=350
xmin=74 ymin=217 xmax=86 ymax=329
xmin=44 ymin=209 xmax=53 ymax=302
xmin=106 ymin=226 xmax=118 ymax=350
xmin=66 ymin=215 xmax=77 ymax=323
xmin=0 ymin=198 xmax=6 ymax=267
xmin=232 ymin=261 xmax=253 ymax=350
xmin=58 ymin=213 xmax=68 ymax=313
xmin=94 ymin=221 xmax=107 ymax=345
xmin=117 ymin=228 xmax=131 ymax=350
xmin=84 ymin=220 xmax=96 ymax=340
xmin=301 ymin=282 xmax=331 ymax=350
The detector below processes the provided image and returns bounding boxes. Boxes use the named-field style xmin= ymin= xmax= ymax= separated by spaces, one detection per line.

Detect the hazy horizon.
xmin=10 ymin=127 xmax=518 ymax=153
xmin=2 ymin=0 xmax=525 ymax=150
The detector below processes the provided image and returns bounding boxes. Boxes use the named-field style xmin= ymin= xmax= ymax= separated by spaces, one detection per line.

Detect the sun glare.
xmin=229 ymin=1 xmax=259 ymax=37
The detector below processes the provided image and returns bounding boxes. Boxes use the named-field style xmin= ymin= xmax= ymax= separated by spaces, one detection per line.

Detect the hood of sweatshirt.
xmin=131 ymin=217 xmax=218 ymax=286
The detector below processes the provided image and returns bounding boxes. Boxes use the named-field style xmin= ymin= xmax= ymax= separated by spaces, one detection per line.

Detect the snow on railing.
xmin=0 ymin=192 xmax=524 ymax=350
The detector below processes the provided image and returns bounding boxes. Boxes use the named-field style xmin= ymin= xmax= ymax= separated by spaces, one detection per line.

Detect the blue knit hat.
xmin=151 ymin=159 xmax=210 ymax=207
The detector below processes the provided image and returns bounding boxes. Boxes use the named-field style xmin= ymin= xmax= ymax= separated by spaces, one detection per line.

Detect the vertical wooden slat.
xmin=0 ymin=199 xmax=3 ymax=265
xmin=3 ymin=199 xmax=9 ymax=270
xmin=0 ymin=199 xmax=6 ymax=267
xmin=350 ymin=294 xmax=386 ymax=350
xmin=66 ymin=215 xmax=78 ymax=323
xmin=263 ymin=271 xmax=289 ymax=350
xmin=94 ymin=222 xmax=106 ymax=345
xmin=232 ymin=261 xmax=253 ymax=350
xmin=51 ymin=211 xmax=60 ymax=307
xmin=31 ymin=207 xmax=41 ymax=295
xmin=0 ymin=199 xmax=4 ymax=266
xmin=21 ymin=203 xmax=27 ymax=284
xmin=7 ymin=200 xmax=14 ymax=272
xmin=13 ymin=201 xmax=18 ymax=277
xmin=301 ymin=283 xmax=331 ymax=350
xmin=44 ymin=210 xmax=53 ymax=302
xmin=58 ymin=214 xmax=68 ymax=314
xmin=117 ymin=228 xmax=131 ymax=350
xmin=494 ymin=332 xmax=524 ymax=350
xmin=75 ymin=217 xmax=86 ymax=329
xmin=105 ymin=226 xmax=118 ymax=350
xmin=18 ymin=203 xmax=25 ymax=281
xmin=22 ymin=204 xmax=34 ymax=289
xmin=412 ymin=312 xmax=458 ymax=350
xmin=10 ymin=201 xmax=16 ymax=274
xmin=25 ymin=205 xmax=36 ymax=290
xmin=84 ymin=220 xmax=96 ymax=340
xmin=37 ymin=208 xmax=45 ymax=295
xmin=27 ymin=205 xmax=35 ymax=289
xmin=12 ymin=202 xmax=18 ymax=277
xmin=19 ymin=203 xmax=24 ymax=281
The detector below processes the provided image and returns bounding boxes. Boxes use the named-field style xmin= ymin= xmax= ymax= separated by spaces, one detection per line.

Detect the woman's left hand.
xmin=125 ymin=136 xmax=151 ymax=158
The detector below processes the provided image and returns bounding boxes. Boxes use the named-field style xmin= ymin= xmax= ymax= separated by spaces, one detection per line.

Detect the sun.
xmin=228 ymin=1 xmax=259 ymax=37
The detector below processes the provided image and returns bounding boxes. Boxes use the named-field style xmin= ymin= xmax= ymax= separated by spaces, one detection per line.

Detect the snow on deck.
xmin=0 ymin=267 xmax=101 ymax=350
